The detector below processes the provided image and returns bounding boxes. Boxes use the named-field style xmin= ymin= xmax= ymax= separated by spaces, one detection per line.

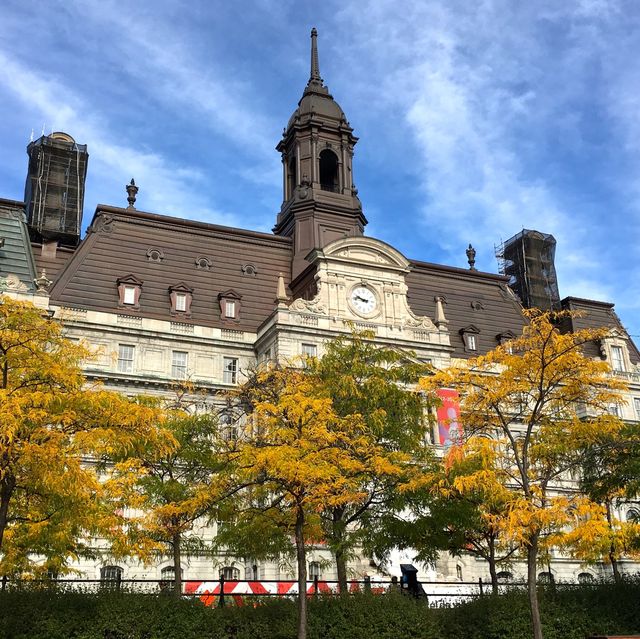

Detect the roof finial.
xmin=126 ymin=178 xmax=138 ymax=209
xmin=466 ymin=243 xmax=477 ymax=271
xmin=309 ymin=27 xmax=322 ymax=87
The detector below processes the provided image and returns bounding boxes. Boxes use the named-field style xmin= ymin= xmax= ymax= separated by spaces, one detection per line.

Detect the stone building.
xmin=0 ymin=30 xmax=638 ymax=588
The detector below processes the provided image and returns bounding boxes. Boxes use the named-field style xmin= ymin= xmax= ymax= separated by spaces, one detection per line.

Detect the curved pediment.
xmin=315 ymin=237 xmax=411 ymax=271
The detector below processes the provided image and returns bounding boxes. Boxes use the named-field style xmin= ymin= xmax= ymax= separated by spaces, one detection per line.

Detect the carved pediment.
xmin=315 ymin=237 xmax=411 ymax=272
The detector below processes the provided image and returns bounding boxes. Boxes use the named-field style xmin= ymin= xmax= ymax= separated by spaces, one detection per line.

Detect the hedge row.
xmin=1 ymin=582 xmax=639 ymax=639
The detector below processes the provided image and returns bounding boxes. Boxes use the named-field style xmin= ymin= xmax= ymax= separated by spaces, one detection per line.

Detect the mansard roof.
xmin=0 ymin=198 xmax=37 ymax=292
xmin=406 ymin=259 xmax=527 ymax=359
xmin=48 ymin=205 xmax=292 ymax=332
xmin=561 ymin=296 xmax=640 ymax=365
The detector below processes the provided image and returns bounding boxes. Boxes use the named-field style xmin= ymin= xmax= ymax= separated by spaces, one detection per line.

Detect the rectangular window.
xmin=609 ymin=403 xmax=621 ymax=417
xmin=466 ymin=334 xmax=477 ymax=351
xmin=171 ymin=351 xmax=188 ymax=379
xmin=123 ymin=286 xmax=136 ymax=305
xmin=175 ymin=293 xmax=187 ymax=312
xmin=611 ymin=346 xmax=625 ymax=372
xmin=117 ymin=344 xmax=135 ymax=373
xmin=634 ymin=398 xmax=640 ymax=419
xmin=224 ymin=300 xmax=236 ymax=318
xmin=223 ymin=357 xmax=238 ymax=384
xmin=302 ymin=343 xmax=317 ymax=357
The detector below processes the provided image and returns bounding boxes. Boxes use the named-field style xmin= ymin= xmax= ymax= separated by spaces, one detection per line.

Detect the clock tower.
xmin=274 ymin=29 xmax=367 ymax=280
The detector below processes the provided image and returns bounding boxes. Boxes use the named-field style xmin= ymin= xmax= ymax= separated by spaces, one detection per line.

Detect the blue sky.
xmin=1 ymin=0 xmax=639 ymax=337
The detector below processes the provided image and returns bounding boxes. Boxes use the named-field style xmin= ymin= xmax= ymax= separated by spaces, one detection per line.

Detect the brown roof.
xmin=406 ymin=260 xmax=526 ymax=358
xmin=49 ymin=206 xmax=293 ymax=331
xmin=561 ymin=297 xmax=640 ymax=365
xmin=32 ymin=242 xmax=76 ymax=281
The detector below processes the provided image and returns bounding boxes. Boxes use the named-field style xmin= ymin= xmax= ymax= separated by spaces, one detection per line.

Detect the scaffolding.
xmin=24 ymin=132 xmax=88 ymax=247
xmin=495 ymin=229 xmax=560 ymax=311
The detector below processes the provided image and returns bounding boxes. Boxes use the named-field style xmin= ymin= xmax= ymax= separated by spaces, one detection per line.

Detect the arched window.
xmin=288 ymin=156 xmax=297 ymax=198
xmin=100 ymin=565 xmax=123 ymax=583
xmin=578 ymin=572 xmax=594 ymax=584
xmin=319 ymin=149 xmax=339 ymax=192
xmin=626 ymin=508 xmax=639 ymax=522
xmin=220 ymin=566 xmax=240 ymax=580
xmin=537 ymin=571 xmax=553 ymax=584
xmin=308 ymin=561 xmax=321 ymax=580
xmin=496 ymin=571 xmax=513 ymax=583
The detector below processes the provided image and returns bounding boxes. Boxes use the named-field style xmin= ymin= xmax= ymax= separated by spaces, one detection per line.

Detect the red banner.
xmin=436 ymin=389 xmax=461 ymax=448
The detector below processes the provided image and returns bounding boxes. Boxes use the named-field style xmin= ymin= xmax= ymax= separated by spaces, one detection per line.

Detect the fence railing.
xmin=1 ymin=575 xmax=576 ymax=607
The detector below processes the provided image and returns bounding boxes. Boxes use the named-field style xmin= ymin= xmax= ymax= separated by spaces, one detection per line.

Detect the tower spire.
xmin=309 ymin=28 xmax=322 ymax=86
xmin=305 ymin=27 xmax=327 ymax=95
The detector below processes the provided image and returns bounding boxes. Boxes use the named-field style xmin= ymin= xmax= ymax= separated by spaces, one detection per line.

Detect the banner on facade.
xmin=435 ymin=388 xmax=461 ymax=448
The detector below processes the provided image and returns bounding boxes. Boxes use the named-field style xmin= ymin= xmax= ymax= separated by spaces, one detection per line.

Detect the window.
xmin=460 ymin=325 xmax=480 ymax=353
xmin=175 ymin=293 xmax=187 ymax=312
xmin=219 ymin=566 xmax=240 ymax=580
xmin=218 ymin=289 xmax=242 ymax=322
xmin=634 ymin=398 xmax=640 ymax=419
xmin=496 ymin=571 xmax=513 ymax=583
xmin=456 ymin=564 xmax=463 ymax=581
xmin=609 ymin=403 xmax=621 ymax=417
xmin=302 ymin=343 xmax=317 ymax=358
xmin=219 ymin=412 xmax=237 ymax=441
xmin=308 ymin=561 xmax=321 ymax=580
xmin=611 ymin=345 xmax=625 ymax=372
xmin=223 ymin=357 xmax=238 ymax=384
xmin=116 ymin=275 xmax=143 ymax=309
xmin=537 ymin=571 xmax=553 ymax=584
xmin=169 ymin=283 xmax=193 ymax=316
xmin=117 ymin=345 xmax=135 ymax=373
xmin=195 ymin=256 xmax=212 ymax=270
xmin=171 ymin=351 xmax=188 ymax=379
xmin=100 ymin=565 xmax=123 ymax=583
xmin=626 ymin=508 xmax=639 ymax=522
xmin=578 ymin=572 xmax=594 ymax=584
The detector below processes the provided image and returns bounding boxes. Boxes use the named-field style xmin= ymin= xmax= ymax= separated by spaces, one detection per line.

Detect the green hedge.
xmin=1 ymin=582 xmax=639 ymax=639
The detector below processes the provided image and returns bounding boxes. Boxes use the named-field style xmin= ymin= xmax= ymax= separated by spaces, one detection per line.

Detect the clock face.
xmin=350 ymin=286 xmax=377 ymax=315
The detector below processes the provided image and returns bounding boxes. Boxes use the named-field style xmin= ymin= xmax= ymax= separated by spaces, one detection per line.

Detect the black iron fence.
xmin=0 ymin=574 xmax=566 ymax=607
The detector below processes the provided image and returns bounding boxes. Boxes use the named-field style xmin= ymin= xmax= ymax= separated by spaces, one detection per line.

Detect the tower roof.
xmin=287 ymin=28 xmax=348 ymax=129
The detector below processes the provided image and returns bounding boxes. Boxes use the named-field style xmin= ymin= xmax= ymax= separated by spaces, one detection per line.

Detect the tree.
xmin=393 ymin=439 xmax=518 ymax=594
xmin=419 ymin=310 xmax=627 ymax=639
xmin=219 ymin=365 xmax=403 ymax=639
xmin=307 ymin=330 xmax=432 ymax=592
xmin=107 ymin=405 xmax=224 ymax=595
xmin=569 ymin=421 xmax=640 ymax=581
xmin=0 ymin=298 xmax=167 ymax=576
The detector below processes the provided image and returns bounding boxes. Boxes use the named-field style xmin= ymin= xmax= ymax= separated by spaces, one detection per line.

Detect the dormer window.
xmin=460 ymin=325 xmax=480 ymax=353
xmin=218 ymin=289 xmax=242 ymax=323
xmin=497 ymin=331 xmax=516 ymax=353
xmin=116 ymin=275 xmax=143 ymax=310
xmin=611 ymin=345 xmax=625 ymax=372
xmin=169 ymin=283 xmax=193 ymax=316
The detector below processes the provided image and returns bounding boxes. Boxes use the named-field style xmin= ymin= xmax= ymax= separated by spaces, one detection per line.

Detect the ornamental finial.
xmin=466 ymin=243 xmax=477 ymax=271
xmin=126 ymin=178 xmax=138 ymax=209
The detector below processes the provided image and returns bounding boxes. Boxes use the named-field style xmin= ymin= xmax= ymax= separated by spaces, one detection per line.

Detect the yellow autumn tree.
xmin=420 ymin=309 xmax=627 ymax=639
xmin=218 ymin=365 xmax=411 ymax=639
xmin=0 ymin=298 xmax=168 ymax=576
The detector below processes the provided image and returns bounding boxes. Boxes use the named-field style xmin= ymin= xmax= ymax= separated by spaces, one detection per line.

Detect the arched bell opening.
xmin=319 ymin=149 xmax=339 ymax=193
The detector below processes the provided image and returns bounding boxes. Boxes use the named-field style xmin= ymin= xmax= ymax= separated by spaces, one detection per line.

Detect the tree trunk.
xmin=295 ymin=507 xmax=308 ymax=639
xmin=605 ymin=502 xmax=622 ymax=584
xmin=0 ymin=476 xmax=16 ymax=554
xmin=172 ymin=532 xmax=182 ymax=597
xmin=335 ymin=546 xmax=348 ymax=595
xmin=527 ymin=536 xmax=544 ymax=639
xmin=488 ymin=541 xmax=499 ymax=595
